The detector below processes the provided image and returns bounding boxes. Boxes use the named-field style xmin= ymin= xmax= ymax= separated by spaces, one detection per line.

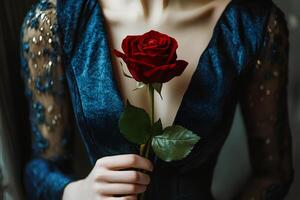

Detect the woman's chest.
xmin=100 ymin=0 xmax=231 ymax=128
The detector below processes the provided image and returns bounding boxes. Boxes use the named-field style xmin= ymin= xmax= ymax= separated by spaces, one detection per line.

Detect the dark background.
xmin=0 ymin=0 xmax=298 ymax=199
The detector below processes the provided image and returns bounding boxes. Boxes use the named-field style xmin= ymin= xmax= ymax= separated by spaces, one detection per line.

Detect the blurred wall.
xmin=212 ymin=0 xmax=300 ymax=199
xmin=0 ymin=0 xmax=35 ymax=199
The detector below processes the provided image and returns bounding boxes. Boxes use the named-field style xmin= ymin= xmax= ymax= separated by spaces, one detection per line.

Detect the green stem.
xmin=139 ymin=84 xmax=155 ymax=200
xmin=150 ymin=84 xmax=154 ymax=125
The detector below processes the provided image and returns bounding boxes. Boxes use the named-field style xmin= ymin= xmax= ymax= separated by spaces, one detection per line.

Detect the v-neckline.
xmin=97 ymin=0 xmax=234 ymax=125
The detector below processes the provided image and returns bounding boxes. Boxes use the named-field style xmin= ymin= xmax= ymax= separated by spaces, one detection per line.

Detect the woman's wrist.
xmin=62 ymin=179 xmax=84 ymax=200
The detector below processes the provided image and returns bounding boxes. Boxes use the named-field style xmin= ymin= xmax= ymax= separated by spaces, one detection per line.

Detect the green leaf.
xmin=119 ymin=100 xmax=151 ymax=144
xmin=151 ymin=83 xmax=163 ymax=99
xmin=150 ymin=118 xmax=163 ymax=136
xmin=151 ymin=125 xmax=200 ymax=162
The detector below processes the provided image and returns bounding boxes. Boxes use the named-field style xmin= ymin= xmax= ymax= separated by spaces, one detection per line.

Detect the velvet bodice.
xmin=56 ymin=0 xmax=260 ymax=169
xmin=20 ymin=0 xmax=294 ymax=199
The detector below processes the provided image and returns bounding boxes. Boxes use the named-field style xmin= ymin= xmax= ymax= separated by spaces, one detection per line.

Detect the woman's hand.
xmin=62 ymin=154 xmax=153 ymax=200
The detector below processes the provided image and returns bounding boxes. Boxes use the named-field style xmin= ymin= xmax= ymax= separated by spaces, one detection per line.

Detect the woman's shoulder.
xmin=231 ymin=0 xmax=286 ymax=23
xmin=21 ymin=0 xmax=57 ymax=36
xmin=225 ymin=0 xmax=285 ymax=24
xmin=20 ymin=0 xmax=62 ymax=94
xmin=199 ymin=0 xmax=287 ymax=69
xmin=21 ymin=0 xmax=60 ymax=54
xmin=215 ymin=0 xmax=288 ymax=75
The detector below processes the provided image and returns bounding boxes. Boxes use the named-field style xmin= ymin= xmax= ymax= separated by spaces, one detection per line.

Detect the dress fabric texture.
xmin=20 ymin=0 xmax=294 ymax=199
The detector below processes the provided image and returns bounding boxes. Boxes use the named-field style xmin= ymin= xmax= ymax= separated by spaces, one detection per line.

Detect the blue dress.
xmin=20 ymin=0 xmax=294 ymax=199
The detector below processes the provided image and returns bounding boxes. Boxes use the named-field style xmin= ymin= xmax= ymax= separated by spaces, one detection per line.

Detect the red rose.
xmin=113 ymin=30 xmax=188 ymax=84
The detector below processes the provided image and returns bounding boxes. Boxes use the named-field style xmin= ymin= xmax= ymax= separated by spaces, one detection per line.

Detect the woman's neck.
xmin=99 ymin=0 xmax=223 ymax=24
xmin=139 ymin=0 xmax=169 ymax=20
xmin=140 ymin=0 xmax=217 ymax=21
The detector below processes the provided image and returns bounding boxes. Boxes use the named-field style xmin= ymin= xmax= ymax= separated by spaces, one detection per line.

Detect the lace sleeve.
xmin=20 ymin=0 xmax=75 ymax=199
xmin=236 ymin=5 xmax=294 ymax=200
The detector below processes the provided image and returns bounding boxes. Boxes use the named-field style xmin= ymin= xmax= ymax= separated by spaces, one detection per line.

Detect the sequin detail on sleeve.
xmin=20 ymin=0 xmax=75 ymax=199
xmin=237 ymin=5 xmax=294 ymax=200
xmin=21 ymin=0 xmax=71 ymax=161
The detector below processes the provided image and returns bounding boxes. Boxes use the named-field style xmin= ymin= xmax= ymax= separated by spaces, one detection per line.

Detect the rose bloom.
xmin=113 ymin=30 xmax=188 ymax=84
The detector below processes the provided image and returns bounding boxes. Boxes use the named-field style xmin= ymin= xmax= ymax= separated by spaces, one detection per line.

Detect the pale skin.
xmin=62 ymin=0 xmax=230 ymax=199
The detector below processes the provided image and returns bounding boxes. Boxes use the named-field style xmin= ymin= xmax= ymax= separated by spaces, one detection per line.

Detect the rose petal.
xmin=166 ymin=38 xmax=178 ymax=63
xmin=122 ymin=35 xmax=137 ymax=56
xmin=173 ymin=60 xmax=189 ymax=76
xmin=137 ymin=30 xmax=174 ymax=57
xmin=142 ymin=60 xmax=188 ymax=83
xmin=143 ymin=37 xmax=171 ymax=57
xmin=127 ymin=57 xmax=156 ymax=68
xmin=142 ymin=64 xmax=175 ymax=83
xmin=137 ymin=41 xmax=145 ymax=53
xmin=113 ymin=49 xmax=126 ymax=60
xmin=130 ymin=38 xmax=141 ymax=56
xmin=113 ymin=50 xmax=145 ymax=81
xmin=126 ymin=63 xmax=144 ymax=82
xmin=125 ymin=58 xmax=157 ymax=83
xmin=132 ymin=52 xmax=168 ymax=66
xmin=145 ymin=30 xmax=161 ymax=39
xmin=116 ymin=30 xmax=188 ymax=84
